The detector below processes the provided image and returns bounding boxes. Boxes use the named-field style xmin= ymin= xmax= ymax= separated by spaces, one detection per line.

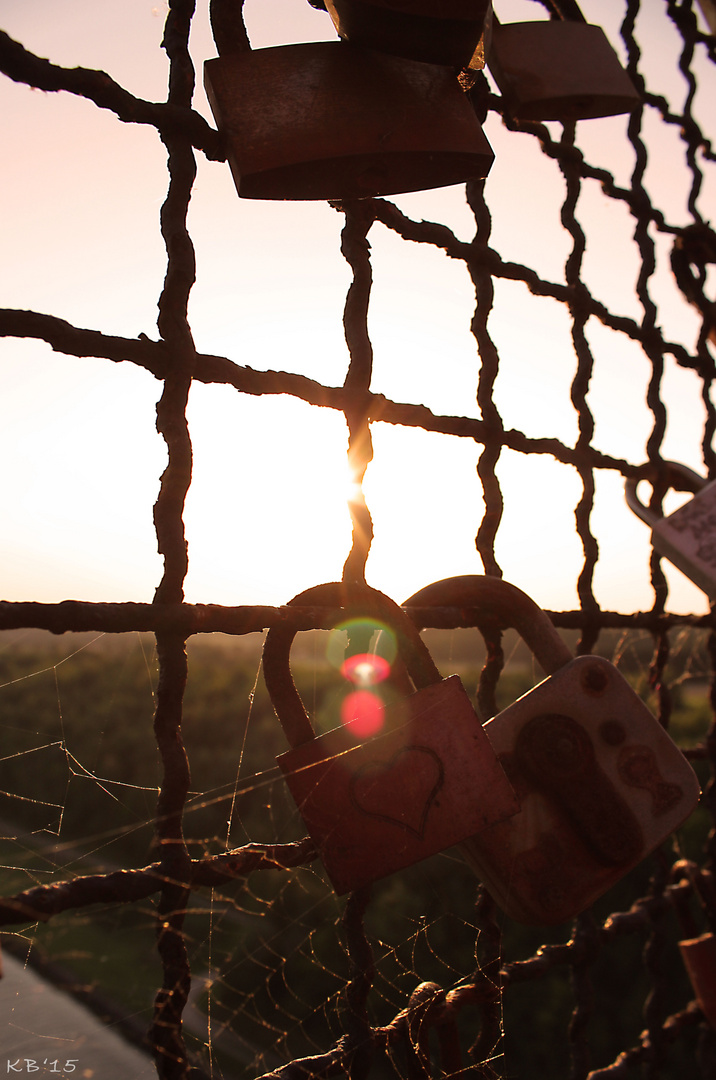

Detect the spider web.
xmin=0 ymin=2 xmax=715 ymax=1079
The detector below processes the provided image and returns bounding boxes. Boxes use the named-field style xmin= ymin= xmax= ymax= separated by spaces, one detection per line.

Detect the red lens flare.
xmin=341 ymin=652 xmax=391 ymax=687
xmin=326 ymin=620 xmax=398 ymax=672
xmin=341 ymin=690 xmax=385 ymax=738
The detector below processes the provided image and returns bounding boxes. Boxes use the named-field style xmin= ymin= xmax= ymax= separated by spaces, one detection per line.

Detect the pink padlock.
xmin=263 ymin=582 xmax=519 ymax=894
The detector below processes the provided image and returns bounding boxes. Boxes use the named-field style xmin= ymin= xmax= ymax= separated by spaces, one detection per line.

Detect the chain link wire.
xmin=0 ymin=0 xmax=715 ymax=1077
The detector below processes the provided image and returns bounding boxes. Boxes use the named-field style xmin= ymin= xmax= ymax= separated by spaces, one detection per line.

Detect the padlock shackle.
xmin=625 ymin=461 xmax=707 ymax=528
xmin=263 ymin=581 xmax=443 ymax=750
xmin=403 ymin=575 xmax=573 ymax=676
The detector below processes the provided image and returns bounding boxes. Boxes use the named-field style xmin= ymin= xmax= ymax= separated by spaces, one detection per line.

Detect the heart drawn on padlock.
xmin=264 ymin=580 xmax=519 ymax=895
xmin=350 ymin=746 xmax=444 ymax=839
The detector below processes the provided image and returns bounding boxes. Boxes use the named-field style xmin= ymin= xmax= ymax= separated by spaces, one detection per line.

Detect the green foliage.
xmin=0 ymin=628 xmax=713 ymax=1078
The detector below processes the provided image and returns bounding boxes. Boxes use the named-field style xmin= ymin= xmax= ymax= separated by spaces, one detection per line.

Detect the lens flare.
xmin=341 ymin=690 xmax=385 ymax=738
xmin=326 ymin=618 xmax=396 ymax=738
xmin=326 ymin=618 xmax=398 ymax=670
xmin=341 ymin=652 xmax=390 ymax=686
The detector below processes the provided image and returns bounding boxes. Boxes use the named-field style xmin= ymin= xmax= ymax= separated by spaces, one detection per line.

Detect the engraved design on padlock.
xmin=617 ymin=744 xmax=684 ymax=815
xmin=625 ymin=461 xmax=716 ymax=599
xmin=679 ymin=933 xmax=716 ymax=1027
xmin=322 ymin=0 xmax=492 ymax=69
xmin=204 ymin=41 xmax=494 ymax=201
xmin=262 ymin=581 xmax=519 ymax=895
xmin=403 ymin=576 xmax=701 ymax=925
xmin=486 ymin=15 xmax=641 ymax=122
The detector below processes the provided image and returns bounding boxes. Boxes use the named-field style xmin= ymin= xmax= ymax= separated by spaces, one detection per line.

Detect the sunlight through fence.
xmin=1 ymin=1 xmax=715 ymax=1078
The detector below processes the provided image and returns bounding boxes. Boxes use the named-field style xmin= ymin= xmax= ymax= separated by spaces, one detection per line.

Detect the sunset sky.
xmin=1 ymin=0 xmax=715 ymax=617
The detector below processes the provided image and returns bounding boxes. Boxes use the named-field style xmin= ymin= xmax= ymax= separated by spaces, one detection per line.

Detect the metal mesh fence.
xmin=1 ymin=1 xmax=716 ymax=1078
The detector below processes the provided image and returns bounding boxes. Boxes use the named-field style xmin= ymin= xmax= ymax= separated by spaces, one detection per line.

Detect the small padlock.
xmin=403 ymin=575 xmax=701 ymax=925
xmin=486 ymin=13 xmax=640 ymax=122
xmin=262 ymin=581 xmax=519 ymax=895
xmin=626 ymin=461 xmax=716 ymax=600
xmin=680 ymin=934 xmax=716 ymax=1026
xmin=204 ymin=40 xmax=494 ymax=201
xmin=321 ymin=0 xmax=492 ymax=69
xmin=672 ymin=864 xmax=716 ymax=1026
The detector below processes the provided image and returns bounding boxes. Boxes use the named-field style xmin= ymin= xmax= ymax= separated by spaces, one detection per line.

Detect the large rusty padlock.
xmin=626 ymin=461 xmax=716 ymax=600
xmin=486 ymin=10 xmax=640 ymax=122
xmin=403 ymin=575 xmax=700 ymax=925
xmin=320 ymin=0 xmax=492 ymax=69
xmin=262 ymin=581 xmax=519 ymax=894
xmin=204 ymin=40 xmax=494 ymax=201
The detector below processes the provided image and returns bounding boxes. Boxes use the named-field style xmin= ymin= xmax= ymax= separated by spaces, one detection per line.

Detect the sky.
xmin=0 ymin=0 xmax=715 ymax=618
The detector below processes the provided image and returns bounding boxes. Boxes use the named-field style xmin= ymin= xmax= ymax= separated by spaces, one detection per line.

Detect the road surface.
xmin=0 ymin=951 xmax=156 ymax=1078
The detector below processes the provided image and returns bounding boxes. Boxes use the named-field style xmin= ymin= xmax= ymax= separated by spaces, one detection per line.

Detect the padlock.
xmin=486 ymin=13 xmax=640 ymax=122
xmin=204 ymin=41 xmax=494 ymax=201
xmin=262 ymin=581 xmax=519 ymax=894
xmin=403 ymin=575 xmax=701 ymax=925
xmin=672 ymin=863 xmax=716 ymax=1026
xmin=626 ymin=461 xmax=716 ymax=599
xmin=680 ymin=934 xmax=716 ymax=1026
xmin=321 ymin=0 xmax=492 ymax=69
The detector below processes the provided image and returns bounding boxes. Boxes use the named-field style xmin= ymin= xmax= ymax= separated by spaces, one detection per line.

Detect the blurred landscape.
xmin=0 ymin=627 xmax=711 ymax=1077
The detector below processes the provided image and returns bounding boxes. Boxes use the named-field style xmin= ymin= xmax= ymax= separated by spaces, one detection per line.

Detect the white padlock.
xmin=626 ymin=462 xmax=716 ymax=599
xmin=404 ymin=575 xmax=701 ymax=925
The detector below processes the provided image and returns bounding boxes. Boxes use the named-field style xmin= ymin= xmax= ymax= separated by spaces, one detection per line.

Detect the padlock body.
xmin=487 ymin=22 xmax=640 ymax=122
xmin=325 ymin=0 xmax=491 ymax=68
xmin=204 ymin=42 xmax=494 ymax=201
xmin=461 ymin=656 xmax=700 ymax=925
xmin=679 ymin=933 xmax=716 ymax=1027
xmin=650 ymin=480 xmax=716 ymax=599
xmin=278 ymin=675 xmax=519 ymax=894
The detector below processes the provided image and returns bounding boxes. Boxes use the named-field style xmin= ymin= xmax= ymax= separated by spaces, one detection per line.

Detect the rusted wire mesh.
xmin=1 ymin=1 xmax=716 ymax=1078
